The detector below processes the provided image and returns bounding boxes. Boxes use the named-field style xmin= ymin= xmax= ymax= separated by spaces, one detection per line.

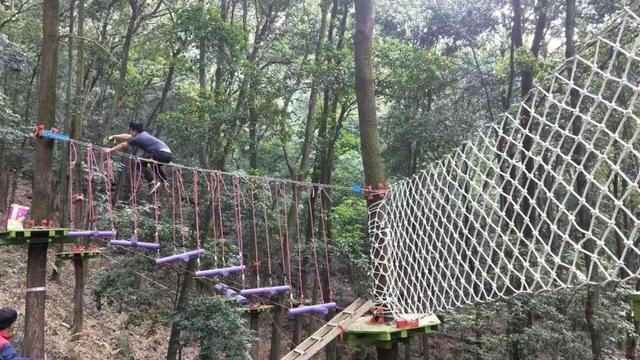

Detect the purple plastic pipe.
xmin=239 ymin=285 xmax=291 ymax=297
xmin=195 ymin=265 xmax=245 ymax=278
xmin=288 ymin=302 xmax=337 ymax=316
xmin=110 ymin=239 xmax=160 ymax=250
xmin=68 ymin=230 xmax=115 ymax=238
xmin=155 ymin=249 xmax=205 ymax=265
xmin=214 ymin=283 xmax=250 ymax=306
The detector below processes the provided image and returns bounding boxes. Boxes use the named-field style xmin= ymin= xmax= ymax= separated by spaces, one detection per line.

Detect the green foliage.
xmin=173 ymin=296 xmax=254 ymax=360
xmin=376 ymin=38 xmax=455 ymax=102
xmin=92 ymin=255 xmax=167 ymax=325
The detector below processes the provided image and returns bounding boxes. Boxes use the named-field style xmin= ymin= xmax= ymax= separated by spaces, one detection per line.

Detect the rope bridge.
xmin=370 ymin=4 xmax=640 ymax=319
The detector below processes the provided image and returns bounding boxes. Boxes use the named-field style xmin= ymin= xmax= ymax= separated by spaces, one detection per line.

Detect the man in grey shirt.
xmin=105 ymin=122 xmax=173 ymax=194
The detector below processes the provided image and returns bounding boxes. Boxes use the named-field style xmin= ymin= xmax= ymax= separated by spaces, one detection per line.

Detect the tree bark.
xmin=51 ymin=0 xmax=76 ymax=283
xmin=213 ymin=0 xmax=228 ymax=95
xmin=146 ymin=49 xmax=178 ymax=132
xmin=103 ymin=0 xmax=142 ymax=136
xmin=71 ymin=257 xmax=85 ymax=339
xmin=291 ymin=0 xmax=331 ymax=346
xmin=25 ymin=0 xmax=59 ymax=357
xmin=166 ymin=259 xmax=197 ymax=360
xmin=250 ymin=312 xmax=260 ymax=359
xmin=354 ymin=0 xmax=388 ymax=325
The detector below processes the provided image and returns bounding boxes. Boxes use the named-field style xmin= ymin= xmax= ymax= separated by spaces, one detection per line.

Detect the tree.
xmin=354 ymin=0 xmax=392 ymax=358
xmin=25 ymin=0 xmax=59 ymax=356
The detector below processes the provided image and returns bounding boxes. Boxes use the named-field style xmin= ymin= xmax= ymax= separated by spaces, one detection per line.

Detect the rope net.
xmin=370 ymin=4 xmax=640 ymax=319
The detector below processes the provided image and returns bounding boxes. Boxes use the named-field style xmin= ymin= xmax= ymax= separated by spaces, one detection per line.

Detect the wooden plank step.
xmin=280 ymin=298 xmax=374 ymax=360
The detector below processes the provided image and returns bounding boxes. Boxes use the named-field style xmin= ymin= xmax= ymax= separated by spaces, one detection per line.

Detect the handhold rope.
xmin=307 ymin=185 xmax=324 ymax=303
xmin=293 ymin=184 xmax=303 ymax=301
xmin=193 ymin=170 xmax=201 ymax=269
xmin=319 ymin=186 xmax=334 ymax=300
xmin=261 ymin=180 xmax=273 ymax=286
xmin=230 ymin=175 xmax=246 ymax=287
xmin=249 ymin=179 xmax=261 ymax=287
xmin=68 ymin=142 xmax=78 ymax=229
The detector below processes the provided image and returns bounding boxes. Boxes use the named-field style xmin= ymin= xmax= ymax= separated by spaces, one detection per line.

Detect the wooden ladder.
xmin=281 ymin=298 xmax=374 ymax=360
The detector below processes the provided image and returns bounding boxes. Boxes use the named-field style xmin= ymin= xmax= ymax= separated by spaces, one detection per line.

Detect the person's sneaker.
xmin=149 ymin=181 xmax=162 ymax=194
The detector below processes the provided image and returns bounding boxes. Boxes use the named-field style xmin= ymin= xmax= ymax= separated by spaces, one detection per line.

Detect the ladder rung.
xmin=294 ymin=349 xmax=305 ymax=355
xmin=327 ymin=322 xmax=339 ymax=327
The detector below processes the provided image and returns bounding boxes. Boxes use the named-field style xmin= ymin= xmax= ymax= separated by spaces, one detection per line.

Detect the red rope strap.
xmin=249 ymin=180 xmax=261 ymax=286
xmin=262 ymin=181 xmax=273 ymax=285
xmin=293 ymin=184 xmax=303 ymax=301
xmin=307 ymin=185 xmax=324 ymax=303
xmin=68 ymin=142 xmax=77 ymax=229
xmin=319 ymin=186 xmax=334 ymax=300
xmin=193 ymin=170 xmax=200 ymax=254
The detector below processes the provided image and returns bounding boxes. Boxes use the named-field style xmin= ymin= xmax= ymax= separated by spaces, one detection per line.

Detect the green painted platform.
xmin=345 ymin=314 xmax=440 ymax=347
xmin=0 ymin=228 xmax=72 ymax=246
xmin=631 ymin=292 xmax=640 ymax=321
xmin=55 ymin=248 xmax=101 ymax=260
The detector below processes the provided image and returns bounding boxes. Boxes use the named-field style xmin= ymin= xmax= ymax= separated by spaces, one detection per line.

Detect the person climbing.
xmin=105 ymin=122 xmax=173 ymax=194
xmin=0 ymin=307 xmax=36 ymax=360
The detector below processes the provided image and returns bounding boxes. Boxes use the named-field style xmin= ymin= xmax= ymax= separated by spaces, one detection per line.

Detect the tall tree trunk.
xmin=71 ymin=0 xmax=86 ymax=228
xmin=71 ymin=257 xmax=85 ymax=339
xmin=51 ymin=0 xmax=76 ymax=283
xmin=71 ymin=32 xmax=88 ymax=336
xmin=215 ymin=7 xmax=275 ymax=170
xmin=146 ymin=49 xmax=178 ymax=132
xmin=25 ymin=0 xmax=59 ymax=357
xmin=166 ymin=259 xmax=197 ymax=360
xmin=214 ymin=0 xmax=228 ymax=95
xmin=291 ymin=0 xmax=331 ymax=346
xmin=250 ymin=312 xmax=260 ymax=359
xmin=354 ymin=1 xmax=393 ymax=358
xmin=103 ymin=0 xmax=141 ymax=136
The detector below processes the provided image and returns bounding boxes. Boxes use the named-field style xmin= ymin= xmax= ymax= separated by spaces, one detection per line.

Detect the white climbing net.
xmin=370 ymin=3 xmax=640 ymax=319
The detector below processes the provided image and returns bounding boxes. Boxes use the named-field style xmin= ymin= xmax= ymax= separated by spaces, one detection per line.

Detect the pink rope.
xmin=276 ymin=182 xmax=292 ymax=298
xmin=175 ymin=168 xmax=187 ymax=247
xmin=153 ymin=179 xmax=160 ymax=244
xmin=68 ymin=142 xmax=77 ymax=228
xmin=171 ymin=168 xmax=177 ymax=248
xmin=319 ymin=186 xmax=334 ymax=300
xmin=129 ymin=157 xmax=142 ymax=234
xmin=101 ymin=151 xmax=116 ymax=232
xmin=193 ymin=170 xmax=200 ymax=252
xmin=262 ymin=181 xmax=273 ymax=284
xmin=293 ymin=184 xmax=303 ymax=301
xmin=216 ymin=173 xmax=226 ymax=265
xmin=203 ymin=173 xmax=217 ymax=265
xmin=307 ymin=186 xmax=324 ymax=303
xmin=230 ymin=175 xmax=246 ymax=286
xmin=86 ymin=147 xmax=96 ymax=229
xmin=249 ymin=180 xmax=261 ymax=286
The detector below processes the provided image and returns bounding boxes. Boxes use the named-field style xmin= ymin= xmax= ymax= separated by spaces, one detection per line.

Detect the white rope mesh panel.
xmin=370 ymin=4 xmax=640 ymax=319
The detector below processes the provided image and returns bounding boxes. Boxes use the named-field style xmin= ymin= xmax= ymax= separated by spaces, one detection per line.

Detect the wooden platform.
xmin=0 ymin=228 xmax=72 ymax=246
xmin=344 ymin=314 xmax=440 ymax=347
xmin=281 ymin=298 xmax=374 ymax=360
xmin=55 ymin=248 xmax=101 ymax=260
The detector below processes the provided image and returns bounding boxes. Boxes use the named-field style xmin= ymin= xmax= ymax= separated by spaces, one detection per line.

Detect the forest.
xmin=0 ymin=0 xmax=639 ymax=359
